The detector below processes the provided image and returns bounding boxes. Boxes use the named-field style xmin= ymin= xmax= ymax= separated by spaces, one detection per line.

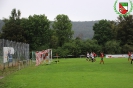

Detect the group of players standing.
xmin=86 ymin=51 xmax=133 ymax=64
xmin=86 ymin=52 xmax=104 ymax=64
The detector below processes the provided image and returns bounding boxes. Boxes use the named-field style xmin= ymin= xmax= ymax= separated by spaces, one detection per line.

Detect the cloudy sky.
xmin=0 ymin=0 xmax=133 ymax=21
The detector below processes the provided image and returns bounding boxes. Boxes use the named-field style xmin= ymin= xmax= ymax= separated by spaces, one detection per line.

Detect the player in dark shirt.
xmin=100 ymin=52 xmax=104 ymax=64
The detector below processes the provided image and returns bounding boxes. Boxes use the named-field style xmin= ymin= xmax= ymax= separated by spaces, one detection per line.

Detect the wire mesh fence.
xmin=0 ymin=39 xmax=30 ymax=76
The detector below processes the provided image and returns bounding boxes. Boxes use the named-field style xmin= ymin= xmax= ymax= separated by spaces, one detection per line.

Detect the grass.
xmin=0 ymin=57 xmax=133 ymax=88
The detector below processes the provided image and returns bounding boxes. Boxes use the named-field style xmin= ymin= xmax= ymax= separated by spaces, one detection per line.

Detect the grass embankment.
xmin=0 ymin=58 xmax=133 ymax=88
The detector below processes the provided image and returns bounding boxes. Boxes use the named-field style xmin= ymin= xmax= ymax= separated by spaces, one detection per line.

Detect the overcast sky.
xmin=0 ymin=0 xmax=133 ymax=21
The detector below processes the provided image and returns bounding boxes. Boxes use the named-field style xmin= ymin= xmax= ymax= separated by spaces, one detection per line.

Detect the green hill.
xmin=72 ymin=21 xmax=98 ymax=39
xmin=0 ymin=20 xmax=98 ymax=39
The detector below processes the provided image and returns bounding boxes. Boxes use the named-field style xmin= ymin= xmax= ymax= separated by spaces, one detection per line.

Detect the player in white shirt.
xmin=86 ymin=52 xmax=90 ymax=61
xmin=90 ymin=52 xmax=94 ymax=62
xmin=131 ymin=52 xmax=133 ymax=64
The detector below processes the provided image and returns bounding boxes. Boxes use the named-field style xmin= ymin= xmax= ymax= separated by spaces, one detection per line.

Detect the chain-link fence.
xmin=0 ymin=39 xmax=30 ymax=76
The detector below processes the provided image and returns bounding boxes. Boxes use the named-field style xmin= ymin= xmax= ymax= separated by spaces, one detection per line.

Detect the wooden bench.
xmin=80 ymin=55 xmax=86 ymax=58
xmin=67 ymin=55 xmax=74 ymax=58
xmin=53 ymin=56 xmax=60 ymax=58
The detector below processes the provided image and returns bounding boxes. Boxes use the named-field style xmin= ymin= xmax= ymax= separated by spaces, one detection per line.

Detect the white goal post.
xmin=35 ymin=49 xmax=52 ymax=66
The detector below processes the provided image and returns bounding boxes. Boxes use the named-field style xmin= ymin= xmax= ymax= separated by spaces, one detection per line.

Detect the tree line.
xmin=0 ymin=8 xmax=133 ymax=57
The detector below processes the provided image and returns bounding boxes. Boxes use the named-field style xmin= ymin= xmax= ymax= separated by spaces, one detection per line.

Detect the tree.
xmin=109 ymin=21 xmax=117 ymax=39
xmin=93 ymin=20 xmax=114 ymax=46
xmin=21 ymin=14 xmax=51 ymax=50
xmin=73 ymin=38 xmax=83 ymax=56
xmin=55 ymin=47 xmax=69 ymax=58
xmin=49 ymin=30 xmax=58 ymax=49
xmin=116 ymin=15 xmax=133 ymax=46
xmin=52 ymin=14 xmax=74 ymax=47
xmin=122 ymin=44 xmax=133 ymax=53
xmin=10 ymin=8 xmax=21 ymax=20
xmin=0 ymin=8 xmax=26 ymax=42
xmin=62 ymin=42 xmax=75 ymax=55
xmin=84 ymin=39 xmax=102 ymax=54
xmin=104 ymin=40 xmax=121 ymax=54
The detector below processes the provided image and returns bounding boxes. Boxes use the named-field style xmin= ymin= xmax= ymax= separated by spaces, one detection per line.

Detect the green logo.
xmin=114 ymin=0 xmax=133 ymax=16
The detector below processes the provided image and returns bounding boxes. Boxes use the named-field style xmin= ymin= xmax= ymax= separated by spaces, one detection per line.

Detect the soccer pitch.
xmin=0 ymin=58 xmax=133 ymax=88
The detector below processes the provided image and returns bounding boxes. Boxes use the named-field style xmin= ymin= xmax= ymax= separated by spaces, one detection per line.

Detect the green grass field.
xmin=0 ymin=58 xmax=133 ymax=88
